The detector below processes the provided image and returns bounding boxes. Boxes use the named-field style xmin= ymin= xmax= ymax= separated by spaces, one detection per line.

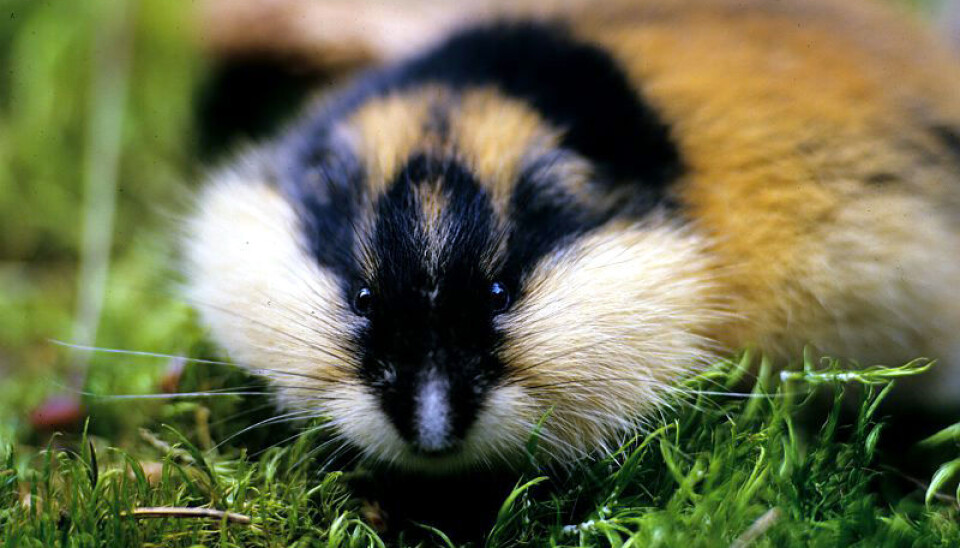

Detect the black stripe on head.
xmin=358 ymin=154 xmax=506 ymax=451
xmin=369 ymin=153 xmax=500 ymax=293
xmin=275 ymin=128 xmax=367 ymax=280
xmin=393 ymin=21 xmax=682 ymax=186
xmin=502 ymin=151 xmax=621 ymax=288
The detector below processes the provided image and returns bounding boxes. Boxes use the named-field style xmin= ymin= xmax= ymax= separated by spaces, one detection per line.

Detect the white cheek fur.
xmin=184 ymin=160 xmax=371 ymax=425
xmin=495 ymin=217 xmax=728 ymax=463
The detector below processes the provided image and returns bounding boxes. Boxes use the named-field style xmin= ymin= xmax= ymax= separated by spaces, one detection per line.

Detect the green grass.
xmin=3 ymin=355 xmax=960 ymax=546
xmin=2 ymin=0 xmax=960 ymax=545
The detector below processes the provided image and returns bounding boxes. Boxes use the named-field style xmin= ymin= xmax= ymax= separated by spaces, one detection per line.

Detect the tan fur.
xmin=346 ymin=86 xmax=560 ymax=204
xmin=345 ymin=88 xmax=438 ymax=190
xmin=411 ymin=178 xmax=451 ymax=279
xmin=566 ymin=0 xmax=960 ymax=390
xmin=451 ymin=89 xmax=559 ymax=205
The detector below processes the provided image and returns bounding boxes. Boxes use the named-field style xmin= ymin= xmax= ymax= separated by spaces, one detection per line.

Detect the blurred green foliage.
xmin=0 ymin=0 xmax=203 ymax=439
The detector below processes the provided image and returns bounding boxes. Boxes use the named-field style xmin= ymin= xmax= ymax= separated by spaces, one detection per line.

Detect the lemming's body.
xmin=185 ymin=0 xmax=960 ymax=471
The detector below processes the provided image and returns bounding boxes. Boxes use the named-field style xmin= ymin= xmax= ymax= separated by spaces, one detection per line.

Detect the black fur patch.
xmin=196 ymin=58 xmax=325 ymax=161
xmin=930 ymin=124 xmax=960 ymax=168
xmin=391 ymin=21 xmax=682 ymax=185
xmin=289 ymin=20 xmax=682 ymax=185
xmin=357 ymin=154 xmax=506 ymax=450
xmin=501 ymin=151 xmax=616 ymax=288
xmin=276 ymin=132 xmax=367 ymax=281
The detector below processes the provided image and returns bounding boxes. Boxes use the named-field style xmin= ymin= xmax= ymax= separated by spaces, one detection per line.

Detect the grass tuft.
xmin=3 ymin=356 xmax=960 ymax=546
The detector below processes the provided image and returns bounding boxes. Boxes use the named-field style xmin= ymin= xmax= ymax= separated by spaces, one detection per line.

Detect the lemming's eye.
xmin=489 ymin=281 xmax=510 ymax=313
xmin=353 ymin=287 xmax=373 ymax=316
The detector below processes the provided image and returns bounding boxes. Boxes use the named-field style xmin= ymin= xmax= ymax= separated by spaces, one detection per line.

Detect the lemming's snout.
xmin=378 ymin=366 xmax=483 ymax=456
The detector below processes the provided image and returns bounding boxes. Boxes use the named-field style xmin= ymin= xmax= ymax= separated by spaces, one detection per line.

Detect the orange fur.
xmin=567 ymin=0 xmax=960 ymax=374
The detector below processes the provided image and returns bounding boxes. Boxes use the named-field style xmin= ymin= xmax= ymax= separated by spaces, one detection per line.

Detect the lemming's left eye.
xmin=353 ymin=287 xmax=374 ymax=316
xmin=489 ymin=281 xmax=510 ymax=313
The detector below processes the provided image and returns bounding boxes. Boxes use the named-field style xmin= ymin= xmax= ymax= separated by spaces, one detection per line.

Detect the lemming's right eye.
xmin=489 ymin=281 xmax=510 ymax=313
xmin=353 ymin=287 xmax=374 ymax=316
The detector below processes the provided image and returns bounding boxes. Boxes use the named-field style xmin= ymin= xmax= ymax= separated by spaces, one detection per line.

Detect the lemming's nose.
xmin=411 ymin=372 xmax=456 ymax=454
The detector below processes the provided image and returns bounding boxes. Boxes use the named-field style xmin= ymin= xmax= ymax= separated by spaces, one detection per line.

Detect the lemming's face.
xmin=186 ymin=88 xmax=722 ymax=471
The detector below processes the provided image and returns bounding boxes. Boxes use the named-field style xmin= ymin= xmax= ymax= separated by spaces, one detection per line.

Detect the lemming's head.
xmin=185 ymin=23 xmax=723 ymax=471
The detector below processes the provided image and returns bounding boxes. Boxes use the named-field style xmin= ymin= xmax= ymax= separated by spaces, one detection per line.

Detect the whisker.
xmin=49 ymin=339 xmax=337 ymax=384
xmin=518 ymin=371 xmax=676 ymax=391
xmin=208 ymin=401 xmax=280 ymax=428
xmin=686 ymin=390 xmax=788 ymax=399
xmin=522 ymin=374 xmax=790 ymax=400
xmin=211 ymin=409 xmax=322 ymax=452
xmin=70 ymin=389 xmax=275 ymax=401
xmin=247 ymin=421 xmax=332 ymax=460
xmin=292 ymin=431 xmax=352 ymax=471
xmin=500 ymin=340 xmax=621 ymax=386
xmin=185 ymin=298 xmax=360 ymax=372
xmin=318 ymin=440 xmax=364 ymax=472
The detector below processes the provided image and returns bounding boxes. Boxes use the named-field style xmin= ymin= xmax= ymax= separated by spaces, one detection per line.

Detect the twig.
xmin=139 ymin=428 xmax=195 ymax=464
xmin=730 ymin=507 xmax=781 ymax=548
xmin=127 ymin=507 xmax=251 ymax=525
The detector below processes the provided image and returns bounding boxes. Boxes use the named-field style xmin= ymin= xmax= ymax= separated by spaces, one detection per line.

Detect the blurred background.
xmin=0 ymin=0 xmax=203 ymax=443
xmin=0 ymin=0 xmax=954 ymax=446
